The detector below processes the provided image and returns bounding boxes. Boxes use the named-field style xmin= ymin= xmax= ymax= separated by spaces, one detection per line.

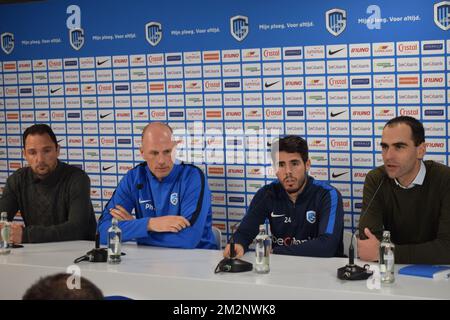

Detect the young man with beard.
xmin=223 ymin=135 xmax=344 ymax=258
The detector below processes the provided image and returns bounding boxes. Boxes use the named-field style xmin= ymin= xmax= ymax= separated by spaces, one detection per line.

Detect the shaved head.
xmin=140 ymin=122 xmax=178 ymax=180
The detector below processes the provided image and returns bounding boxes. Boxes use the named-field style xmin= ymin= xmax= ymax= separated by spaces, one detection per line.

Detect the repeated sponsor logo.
xmin=305 ymin=76 xmax=326 ymax=90
xmin=421 ymin=40 xmax=445 ymax=55
xmin=349 ymin=43 xmax=371 ymax=57
xmin=147 ymin=53 xmax=164 ymax=66
xmin=309 ymin=167 xmax=328 ymax=180
xmin=203 ymin=51 xmax=221 ymax=63
xmin=372 ymin=42 xmax=395 ymax=56
xmin=305 ymin=91 xmax=325 ymax=105
xmin=351 ymin=122 xmax=373 ymax=136
xmin=374 ymin=107 xmax=395 ymax=119
xmin=422 ymin=56 xmax=445 ymax=71
xmin=422 ymin=89 xmax=445 ymax=103
xmin=423 ymin=106 xmax=445 ymax=119
xmin=326 ymin=45 xmax=347 ymax=58
xmin=165 ymin=66 xmax=183 ymax=79
xmin=397 ymin=90 xmax=420 ymax=104
xmin=305 ymin=60 xmax=325 ymax=74
xmin=397 ymin=41 xmax=419 ymax=55
xmin=283 ymin=61 xmax=303 ymax=75
xmin=422 ymin=73 xmax=445 ymax=87
xmin=262 ymin=48 xmax=281 ymax=61
xmin=327 ymin=76 xmax=348 ymax=89
xmin=308 ymin=137 xmax=327 ymax=150
xmin=304 ymin=45 xmax=325 ymax=59
xmin=203 ymin=64 xmax=221 ymax=78
xmin=349 ymin=59 xmax=371 ymax=73
xmin=283 ymin=46 xmax=302 ymax=60
xmin=165 ymin=53 xmax=182 ymax=65
xmin=373 ymin=74 xmax=395 ymax=88
xmin=352 ymin=169 xmax=368 ymax=182
xmin=425 ymin=139 xmax=446 ymax=152
xmin=263 ymin=62 xmax=282 ymax=76
xmin=183 ymin=51 xmax=201 ymax=64
xmin=284 ymin=77 xmax=304 ymax=90
xmin=373 ymin=58 xmax=395 ymax=72
xmin=397 ymin=57 xmax=420 ymax=72
xmin=285 ymin=107 xmax=305 ymax=120
xmin=374 ymin=90 xmax=396 ymax=104
xmin=184 ymin=65 xmax=202 ymax=78
xmin=350 ymin=91 xmax=372 ymax=104
xmin=222 ymin=50 xmax=240 ymax=62
xmin=241 ymin=48 xmax=261 ymax=61
xmin=350 ymin=75 xmax=371 ymax=88
xmin=328 ymin=122 xmax=349 ymax=135
xmin=398 ymin=107 xmax=420 ymax=118
xmin=326 ymin=60 xmax=348 ymax=74
xmin=351 ymin=107 xmax=372 ymax=120
xmin=96 ymin=69 xmax=113 ymax=81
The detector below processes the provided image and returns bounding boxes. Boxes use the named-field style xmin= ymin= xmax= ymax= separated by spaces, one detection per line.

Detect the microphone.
xmin=75 ymin=182 xmax=141 ymax=263
xmin=214 ymin=189 xmax=273 ymax=273
xmin=337 ymin=175 xmax=385 ymax=280
xmin=214 ymin=223 xmax=253 ymax=273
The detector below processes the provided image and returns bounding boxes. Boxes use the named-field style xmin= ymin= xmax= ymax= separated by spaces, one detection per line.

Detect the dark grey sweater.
xmin=0 ymin=161 xmax=96 ymax=243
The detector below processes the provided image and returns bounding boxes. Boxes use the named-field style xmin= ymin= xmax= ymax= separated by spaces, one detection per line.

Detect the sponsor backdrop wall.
xmin=1 ymin=0 xmax=449 ymax=246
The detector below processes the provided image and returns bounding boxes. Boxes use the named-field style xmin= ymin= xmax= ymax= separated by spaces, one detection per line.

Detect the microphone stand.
xmin=214 ymin=227 xmax=253 ymax=273
xmin=337 ymin=177 xmax=385 ymax=280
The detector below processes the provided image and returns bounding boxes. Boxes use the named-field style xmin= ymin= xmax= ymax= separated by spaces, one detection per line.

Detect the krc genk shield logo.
xmin=434 ymin=1 xmax=450 ymax=31
xmin=230 ymin=15 xmax=249 ymax=41
xmin=145 ymin=22 xmax=162 ymax=46
xmin=326 ymin=8 xmax=347 ymax=36
xmin=69 ymin=28 xmax=84 ymax=50
xmin=1 ymin=32 xmax=14 ymax=55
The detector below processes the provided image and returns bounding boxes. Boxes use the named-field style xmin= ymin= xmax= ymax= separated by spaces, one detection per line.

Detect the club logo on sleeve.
xmin=325 ymin=8 xmax=347 ymax=36
xmin=1 ymin=32 xmax=14 ymax=55
xmin=145 ymin=21 xmax=162 ymax=46
xmin=230 ymin=15 xmax=249 ymax=41
xmin=434 ymin=1 xmax=450 ymax=31
xmin=170 ymin=193 xmax=178 ymax=206
xmin=306 ymin=210 xmax=316 ymax=224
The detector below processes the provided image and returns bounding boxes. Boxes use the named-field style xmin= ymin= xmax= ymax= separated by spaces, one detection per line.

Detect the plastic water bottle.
xmin=379 ymin=230 xmax=395 ymax=283
xmin=107 ymin=218 xmax=121 ymax=264
xmin=255 ymin=223 xmax=271 ymax=274
xmin=0 ymin=212 xmax=11 ymax=255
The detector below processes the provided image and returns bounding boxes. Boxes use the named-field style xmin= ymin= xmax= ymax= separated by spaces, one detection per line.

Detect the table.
xmin=0 ymin=241 xmax=449 ymax=299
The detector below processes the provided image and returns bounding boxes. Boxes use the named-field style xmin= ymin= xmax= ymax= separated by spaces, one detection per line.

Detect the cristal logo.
xmin=398 ymin=44 xmax=418 ymax=52
xmin=151 ymin=110 xmax=165 ymax=117
xmin=330 ymin=139 xmax=348 ymax=147
xmin=399 ymin=108 xmax=418 ymax=116
xmin=148 ymin=55 xmax=163 ymax=63
xmin=263 ymin=49 xmax=280 ymax=57
xmin=204 ymin=81 xmax=221 ymax=89
xmin=98 ymin=84 xmax=112 ymax=92
xmin=328 ymin=78 xmax=347 ymax=86
xmin=100 ymin=137 xmax=114 ymax=144
xmin=265 ymin=109 xmax=282 ymax=117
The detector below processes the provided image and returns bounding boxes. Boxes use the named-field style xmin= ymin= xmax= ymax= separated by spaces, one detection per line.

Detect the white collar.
xmin=394 ymin=161 xmax=426 ymax=189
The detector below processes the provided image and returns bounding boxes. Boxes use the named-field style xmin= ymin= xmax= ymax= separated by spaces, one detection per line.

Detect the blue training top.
xmin=233 ymin=176 xmax=344 ymax=257
xmin=98 ymin=162 xmax=217 ymax=249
